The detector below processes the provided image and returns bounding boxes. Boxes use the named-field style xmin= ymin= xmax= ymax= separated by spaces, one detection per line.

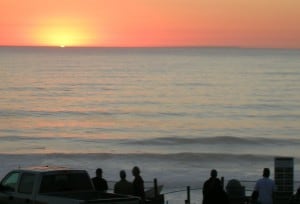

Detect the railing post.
xmin=154 ymin=178 xmax=158 ymax=198
xmin=185 ymin=186 xmax=190 ymax=204
xmin=221 ymin=177 xmax=224 ymax=188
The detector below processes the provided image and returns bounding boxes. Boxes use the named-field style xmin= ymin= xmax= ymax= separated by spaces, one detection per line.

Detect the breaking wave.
xmin=122 ymin=136 xmax=300 ymax=146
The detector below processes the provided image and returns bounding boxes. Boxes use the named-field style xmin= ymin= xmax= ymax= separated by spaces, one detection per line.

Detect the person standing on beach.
xmin=114 ymin=170 xmax=133 ymax=195
xmin=202 ymin=169 xmax=228 ymax=204
xmin=92 ymin=168 xmax=108 ymax=192
xmin=132 ymin=166 xmax=145 ymax=202
xmin=254 ymin=168 xmax=276 ymax=204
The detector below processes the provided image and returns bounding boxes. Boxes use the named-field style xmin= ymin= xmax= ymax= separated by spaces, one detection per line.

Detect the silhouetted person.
xmin=226 ymin=179 xmax=246 ymax=204
xmin=254 ymin=168 xmax=276 ymax=204
xmin=92 ymin=168 xmax=108 ymax=192
xmin=132 ymin=166 xmax=145 ymax=202
xmin=289 ymin=187 xmax=300 ymax=204
xmin=202 ymin=169 xmax=228 ymax=204
xmin=114 ymin=170 xmax=134 ymax=195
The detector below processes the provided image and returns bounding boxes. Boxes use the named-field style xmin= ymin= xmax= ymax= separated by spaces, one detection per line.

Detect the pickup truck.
xmin=0 ymin=166 xmax=140 ymax=204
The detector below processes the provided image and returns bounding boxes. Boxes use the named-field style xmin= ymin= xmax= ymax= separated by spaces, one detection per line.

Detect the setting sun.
xmin=32 ymin=17 xmax=95 ymax=47
xmin=37 ymin=27 xmax=82 ymax=47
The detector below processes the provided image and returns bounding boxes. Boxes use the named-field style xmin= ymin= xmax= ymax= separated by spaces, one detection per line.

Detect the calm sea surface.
xmin=1 ymin=47 xmax=300 ymax=202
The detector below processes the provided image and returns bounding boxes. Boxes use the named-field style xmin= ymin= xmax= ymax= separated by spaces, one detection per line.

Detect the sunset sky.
xmin=0 ymin=0 xmax=299 ymax=48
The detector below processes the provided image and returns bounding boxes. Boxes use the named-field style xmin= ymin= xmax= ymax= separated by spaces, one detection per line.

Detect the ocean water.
xmin=1 ymin=47 xmax=300 ymax=203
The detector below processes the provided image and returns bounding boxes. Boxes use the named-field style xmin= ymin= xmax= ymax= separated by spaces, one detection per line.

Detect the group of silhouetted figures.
xmin=92 ymin=166 xmax=145 ymax=201
xmin=91 ymin=166 xmax=300 ymax=204
xmin=203 ymin=168 xmax=300 ymax=204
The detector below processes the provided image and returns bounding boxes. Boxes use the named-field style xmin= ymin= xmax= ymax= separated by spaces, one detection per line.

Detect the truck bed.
xmin=42 ymin=191 xmax=140 ymax=203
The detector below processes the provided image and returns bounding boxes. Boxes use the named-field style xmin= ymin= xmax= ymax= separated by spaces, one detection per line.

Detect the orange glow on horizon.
xmin=35 ymin=25 xmax=89 ymax=47
xmin=1 ymin=0 xmax=300 ymax=48
xmin=31 ymin=17 xmax=97 ymax=47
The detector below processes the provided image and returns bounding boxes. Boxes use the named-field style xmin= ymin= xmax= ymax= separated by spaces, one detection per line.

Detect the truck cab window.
xmin=18 ymin=173 xmax=35 ymax=194
xmin=1 ymin=172 xmax=20 ymax=192
xmin=40 ymin=173 xmax=93 ymax=193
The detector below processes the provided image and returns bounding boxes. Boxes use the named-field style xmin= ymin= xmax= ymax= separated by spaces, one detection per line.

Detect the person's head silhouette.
xmin=120 ymin=170 xmax=126 ymax=180
xmin=211 ymin=169 xmax=218 ymax=178
xmin=132 ymin=166 xmax=140 ymax=177
xmin=96 ymin=168 xmax=103 ymax=178
xmin=263 ymin=168 xmax=270 ymax=178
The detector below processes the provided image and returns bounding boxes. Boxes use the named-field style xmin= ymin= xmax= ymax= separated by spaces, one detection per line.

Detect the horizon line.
xmin=0 ymin=45 xmax=299 ymax=50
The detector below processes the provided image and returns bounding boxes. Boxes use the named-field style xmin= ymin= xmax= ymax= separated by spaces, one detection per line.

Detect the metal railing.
xmin=107 ymin=178 xmax=300 ymax=204
xmin=163 ymin=179 xmax=300 ymax=204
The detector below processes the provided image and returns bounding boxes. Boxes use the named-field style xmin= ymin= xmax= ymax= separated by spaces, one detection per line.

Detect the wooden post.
xmin=154 ymin=178 xmax=158 ymax=198
xmin=185 ymin=186 xmax=190 ymax=204
xmin=221 ymin=177 xmax=224 ymax=188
